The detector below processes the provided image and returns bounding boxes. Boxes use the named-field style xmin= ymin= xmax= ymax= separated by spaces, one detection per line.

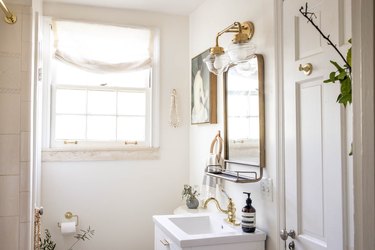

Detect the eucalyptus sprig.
xmin=68 ymin=226 xmax=95 ymax=250
xmin=182 ymin=185 xmax=199 ymax=200
xmin=40 ymin=229 xmax=56 ymax=250
xmin=300 ymin=3 xmax=352 ymax=107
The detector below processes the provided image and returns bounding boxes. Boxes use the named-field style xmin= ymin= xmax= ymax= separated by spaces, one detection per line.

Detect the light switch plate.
xmin=260 ymin=177 xmax=273 ymax=201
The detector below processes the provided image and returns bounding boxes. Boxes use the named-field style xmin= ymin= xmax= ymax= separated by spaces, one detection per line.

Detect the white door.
xmin=283 ymin=0 xmax=350 ymax=249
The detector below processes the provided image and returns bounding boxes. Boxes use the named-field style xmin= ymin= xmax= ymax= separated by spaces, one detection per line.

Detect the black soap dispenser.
xmin=242 ymin=192 xmax=256 ymax=233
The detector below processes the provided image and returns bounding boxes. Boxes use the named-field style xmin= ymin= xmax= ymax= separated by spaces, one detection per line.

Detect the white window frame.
xmin=50 ymin=84 xmax=152 ymax=148
xmin=41 ymin=17 xmax=160 ymax=159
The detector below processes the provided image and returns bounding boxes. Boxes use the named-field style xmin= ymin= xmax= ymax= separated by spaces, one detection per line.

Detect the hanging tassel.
xmin=169 ymin=89 xmax=181 ymax=128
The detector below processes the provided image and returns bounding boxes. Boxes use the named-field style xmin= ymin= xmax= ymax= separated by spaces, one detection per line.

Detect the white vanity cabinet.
xmin=153 ymin=214 xmax=266 ymax=250
xmin=155 ymin=225 xmax=181 ymax=250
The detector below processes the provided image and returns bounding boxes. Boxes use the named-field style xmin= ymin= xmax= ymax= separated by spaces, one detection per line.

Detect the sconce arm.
xmin=215 ymin=22 xmax=241 ymax=47
xmin=212 ymin=21 xmax=254 ymax=51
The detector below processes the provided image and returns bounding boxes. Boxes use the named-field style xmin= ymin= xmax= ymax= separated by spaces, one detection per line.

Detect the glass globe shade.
xmin=227 ymin=42 xmax=256 ymax=63
xmin=204 ymin=53 xmax=230 ymax=75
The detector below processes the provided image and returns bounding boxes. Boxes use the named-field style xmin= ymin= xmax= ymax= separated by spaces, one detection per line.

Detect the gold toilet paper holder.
xmin=57 ymin=211 xmax=79 ymax=228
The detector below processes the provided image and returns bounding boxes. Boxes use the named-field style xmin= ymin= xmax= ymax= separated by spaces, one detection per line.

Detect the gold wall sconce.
xmin=204 ymin=21 xmax=255 ymax=75
xmin=0 ymin=0 xmax=16 ymax=24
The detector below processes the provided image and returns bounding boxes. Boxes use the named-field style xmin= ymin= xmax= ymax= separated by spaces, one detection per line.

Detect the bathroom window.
xmin=45 ymin=20 xmax=159 ymax=149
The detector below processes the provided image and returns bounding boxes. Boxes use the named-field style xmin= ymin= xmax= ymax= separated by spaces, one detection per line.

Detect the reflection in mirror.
xmin=224 ymin=54 xmax=265 ymax=168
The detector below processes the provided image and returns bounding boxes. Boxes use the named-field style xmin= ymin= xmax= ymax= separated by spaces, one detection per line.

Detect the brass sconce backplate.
xmin=238 ymin=21 xmax=255 ymax=42
xmin=4 ymin=14 xmax=16 ymax=24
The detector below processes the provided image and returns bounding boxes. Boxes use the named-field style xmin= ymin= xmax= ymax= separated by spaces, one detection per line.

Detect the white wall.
xmin=41 ymin=3 xmax=190 ymax=250
xmin=189 ymin=1 xmax=279 ymax=250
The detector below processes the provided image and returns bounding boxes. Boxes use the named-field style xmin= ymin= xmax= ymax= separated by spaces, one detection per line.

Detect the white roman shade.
xmin=52 ymin=20 xmax=152 ymax=73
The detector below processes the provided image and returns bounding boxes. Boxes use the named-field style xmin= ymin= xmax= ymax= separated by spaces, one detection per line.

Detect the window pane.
xmin=87 ymin=91 xmax=116 ymax=115
xmin=56 ymin=89 xmax=86 ymax=114
xmin=87 ymin=116 xmax=116 ymax=141
xmin=118 ymin=92 xmax=146 ymax=115
xmin=117 ymin=117 xmax=145 ymax=141
xmin=55 ymin=115 xmax=86 ymax=140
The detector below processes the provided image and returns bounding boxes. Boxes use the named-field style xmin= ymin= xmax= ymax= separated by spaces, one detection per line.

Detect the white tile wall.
xmin=0 ymin=134 xmax=20 ymax=175
xmin=20 ymin=222 xmax=31 ymax=250
xmin=20 ymin=131 xmax=30 ymax=162
xmin=21 ymin=14 xmax=32 ymax=43
xmin=0 ymin=93 xmax=21 ymax=134
xmin=21 ymin=101 xmax=31 ymax=132
xmin=20 ymin=1 xmax=33 ymax=7
xmin=0 ymin=3 xmax=33 ymax=249
xmin=0 ymin=216 xmax=20 ymax=250
xmin=0 ymin=17 xmax=22 ymax=55
xmin=21 ymin=42 xmax=32 ymax=72
xmin=20 ymin=191 xmax=30 ymax=222
xmin=0 ymin=176 xmax=19 ymax=216
xmin=20 ymin=161 xmax=30 ymax=191
xmin=0 ymin=56 xmax=22 ymax=89
xmin=21 ymin=71 xmax=31 ymax=102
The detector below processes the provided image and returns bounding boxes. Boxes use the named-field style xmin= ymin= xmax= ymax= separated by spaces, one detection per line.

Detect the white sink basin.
xmin=153 ymin=213 xmax=266 ymax=248
xmin=169 ymin=215 xmax=236 ymax=235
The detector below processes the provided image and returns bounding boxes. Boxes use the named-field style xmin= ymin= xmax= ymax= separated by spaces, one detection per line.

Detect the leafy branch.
xmin=68 ymin=226 xmax=95 ymax=250
xmin=40 ymin=226 xmax=95 ymax=250
xmin=40 ymin=229 xmax=56 ymax=250
xmin=299 ymin=3 xmax=352 ymax=107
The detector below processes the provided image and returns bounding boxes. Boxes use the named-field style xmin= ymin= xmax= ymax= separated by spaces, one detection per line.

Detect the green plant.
xmin=323 ymin=40 xmax=352 ymax=106
xmin=40 ymin=229 xmax=56 ymax=250
xmin=40 ymin=227 xmax=95 ymax=250
xmin=300 ymin=3 xmax=352 ymax=107
xmin=182 ymin=185 xmax=199 ymax=200
xmin=68 ymin=226 xmax=95 ymax=250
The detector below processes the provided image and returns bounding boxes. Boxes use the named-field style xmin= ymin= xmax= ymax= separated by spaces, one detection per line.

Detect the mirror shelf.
xmin=206 ymin=160 xmax=263 ymax=183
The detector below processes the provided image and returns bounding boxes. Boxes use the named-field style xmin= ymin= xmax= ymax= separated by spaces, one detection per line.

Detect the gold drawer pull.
xmin=64 ymin=140 xmax=78 ymax=144
xmin=160 ymin=239 xmax=169 ymax=246
xmin=124 ymin=140 xmax=138 ymax=145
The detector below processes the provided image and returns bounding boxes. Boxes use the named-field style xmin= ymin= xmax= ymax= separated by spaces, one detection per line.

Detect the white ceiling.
xmin=43 ymin=0 xmax=206 ymax=15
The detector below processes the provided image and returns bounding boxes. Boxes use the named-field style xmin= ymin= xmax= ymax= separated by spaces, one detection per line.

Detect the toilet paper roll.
xmin=60 ymin=222 xmax=76 ymax=235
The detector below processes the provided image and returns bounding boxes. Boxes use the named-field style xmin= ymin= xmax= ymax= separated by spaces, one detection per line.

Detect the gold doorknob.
xmin=299 ymin=63 xmax=313 ymax=75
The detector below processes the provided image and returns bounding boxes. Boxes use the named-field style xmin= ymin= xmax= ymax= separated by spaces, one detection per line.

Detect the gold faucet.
xmin=203 ymin=191 xmax=239 ymax=225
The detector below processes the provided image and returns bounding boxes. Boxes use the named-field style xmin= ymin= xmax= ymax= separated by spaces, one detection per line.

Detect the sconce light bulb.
xmin=204 ymin=52 xmax=229 ymax=75
xmin=213 ymin=57 xmax=223 ymax=70
xmin=227 ymin=42 xmax=256 ymax=63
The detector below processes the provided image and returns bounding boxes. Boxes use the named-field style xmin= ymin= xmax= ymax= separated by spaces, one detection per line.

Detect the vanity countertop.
xmin=173 ymin=205 xmax=208 ymax=215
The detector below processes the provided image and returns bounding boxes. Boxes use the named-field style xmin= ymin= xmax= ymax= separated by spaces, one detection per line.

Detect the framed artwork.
xmin=191 ymin=49 xmax=217 ymax=124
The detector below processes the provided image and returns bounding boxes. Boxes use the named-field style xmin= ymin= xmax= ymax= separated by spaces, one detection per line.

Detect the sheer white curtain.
xmin=52 ymin=20 xmax=153 ymax=73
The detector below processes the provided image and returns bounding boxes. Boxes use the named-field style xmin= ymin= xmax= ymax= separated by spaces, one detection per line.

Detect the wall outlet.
xmin=260 ymin=178 xmax=273 ymax=202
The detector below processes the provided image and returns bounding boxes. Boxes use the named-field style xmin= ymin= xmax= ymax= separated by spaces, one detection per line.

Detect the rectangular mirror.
xmin=223 ymin=54 xmax=265 ymax=168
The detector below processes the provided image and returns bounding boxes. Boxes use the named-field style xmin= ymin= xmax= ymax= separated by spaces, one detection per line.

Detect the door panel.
xmin=298 ymin=81 xmax=324 ymax=242
xmin=283 ymin=0 xmax=345 ymax=249
xmin=295 ymin=11 xmax=322 ymax=60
